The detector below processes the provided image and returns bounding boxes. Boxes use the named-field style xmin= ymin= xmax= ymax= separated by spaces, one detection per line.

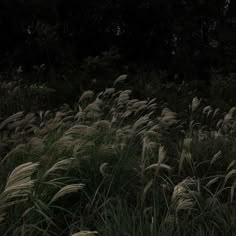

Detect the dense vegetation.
xmin=1 ymin=1 xmax=236 ymax=235
xmin=1 ymin=77 xmax=236 ymax=235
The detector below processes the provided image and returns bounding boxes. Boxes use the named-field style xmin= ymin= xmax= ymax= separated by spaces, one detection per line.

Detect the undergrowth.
xmin=0 ymin=76 xmax=236 ymax=235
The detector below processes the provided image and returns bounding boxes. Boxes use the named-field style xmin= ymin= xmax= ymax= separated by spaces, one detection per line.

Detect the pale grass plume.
xmin=144 ymin=130 xmax=158 ymax=139
xmin=171 ymin=185 xmax=186 ymax=202
xmin=99 ymin=163 xmax=109 ymax=177
xmin=176 ymin=198 xmax=194 ymax=212
xmin=117 ymin=90 xmax=132 ymax=106
xmin=65 ymin=125 xmax=96 ymax=138
xmin=75 ymin=111 xmax=86 ymax=121
xmin=38 ymin=110 xmax=51 ymax=122
xmin=7 ymin=119 xmax=26 ymax=131
xmin=54 ymin=111 xmax=68 ymax=122
xmin=0 ymin=111 xmax=24 ymax=130
xmin=171 ymin=178 xmax=196 ymax=202
xmin=79 ymin=90 xmax=95 ymax=103
xmin=145 ymin=146 xmax=170 ymax=176
xmin=158 ymin=145 xmax=167 ymax=163
xmin=113 ymin=74 xmax=127 ymax=86
xmin=50 ymin=183 xmax=85 ymax=204
xmin=0 ymin=162 xmax=39 ymax=207
xmin=148 ymin=98 xmax=157 ymax=105
xmin=5 ymin=162 xmax=39 ymax=189
xmin=210 ymin=150 xmax=222 ymax=165
xmin=206 ymin=177 xmax=221 ymax=188
xmin=224 ymin=169 xmax=236 ymax=185
xmin=121 ymin=110 xmax=132 ymax=119
xmin=65 ymin=124 xmax=90 ymax=135
xmin=132 ymin=116 xmax=149 ymax=133
xmin=42 ymin=158 xmax=75 ymax=179
xmin=84 ymin=102 xmax=103 ymax=119
xmin=228 ymin=107 xmax=236 ymax=119
xmin=202 ymin=105 xmax=212 ymax=115
xmin=145 ymin=163 xmax=172 ymax=172
xmin=52 ymin=135 xmax=76 ymax=151
xmin=161 ymin=108 xmax=176 ymax=119
xmin=24 ymin=113 xmax=36 ymax=123
xmin=93 ymin=120 xmax=111 ymax=130
xmin=8 ymin=113 xmax=36 ymax=132
xmin=160 ymin=108 xmax=177 ymax=125
xmin=191 ymin=97 xmax=201 ymax=112
xmin=134 ymin=103 xmax=148 ymax=115
xmin=61 ymin=115 xmax=74 ymax=123
xmin=73 ymin=140 xmax=95 ymax=157
xmin=213 ymin=108 xmax=220 ymax=118
xmin=147 ymin=102 xmax=157 ymax=111
xmin=127 ymin=99 xmax=139 ymax=107
xmin=171 ymin=182 xmax=197 ymax=215
xmin=103 ymin=87 xmax=115 ymax=96
xmin=227 ymin=160 xmax=236 ymax=171
xmin=131 ymin=100 xmax=147 ymax=110
xmin=142 ymin=138 xmax=157 ymax=158
xmin=0 ymin=183 xmax=35 ymax=206
xmin=72 ymin=231 xmax=98 ymax=236
xmin=224 ymin=113 xmax=234 ymax=123
xmin=115 ymin=127 xmax=132 ymax=149
xmin=72 ymin=139 xmax=88 ymax=157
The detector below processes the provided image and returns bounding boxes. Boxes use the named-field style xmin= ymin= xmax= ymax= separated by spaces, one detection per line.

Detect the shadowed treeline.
xmin=0 ymin=0 xmax=236 ymax=82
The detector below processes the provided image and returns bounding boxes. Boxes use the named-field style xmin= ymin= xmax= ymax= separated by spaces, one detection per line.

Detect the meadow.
xmin=0 ymin=76 xmax=236 ymax=236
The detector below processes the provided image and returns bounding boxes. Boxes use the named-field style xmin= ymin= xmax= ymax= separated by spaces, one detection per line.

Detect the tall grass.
xmin=0 ymin=76 xmax=236 ymax=235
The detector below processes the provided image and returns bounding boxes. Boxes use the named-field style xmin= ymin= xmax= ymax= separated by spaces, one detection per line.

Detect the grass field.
xmin=0 ymin=76 xmax=236 ymax=235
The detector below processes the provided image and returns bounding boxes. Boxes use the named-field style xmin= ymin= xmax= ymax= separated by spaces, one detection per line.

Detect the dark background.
xmin=0 ymin=0 xmax=236 ymax=106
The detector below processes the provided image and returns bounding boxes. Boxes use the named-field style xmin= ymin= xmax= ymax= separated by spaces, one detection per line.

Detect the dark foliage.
xmin=0 ymin=0 xmax=235 ymax=81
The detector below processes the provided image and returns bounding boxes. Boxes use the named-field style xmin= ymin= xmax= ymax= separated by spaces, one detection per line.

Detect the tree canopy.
xmin=0 ymin=0 xmax=235 ymax=80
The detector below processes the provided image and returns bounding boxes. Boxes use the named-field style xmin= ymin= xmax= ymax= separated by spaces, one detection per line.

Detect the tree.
xmin=0 ymin=0 xmax=234 ymax=82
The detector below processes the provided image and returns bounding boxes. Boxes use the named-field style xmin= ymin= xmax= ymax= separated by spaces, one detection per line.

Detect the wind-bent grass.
xmin=0 ymin=76 xmax=236 ymax=235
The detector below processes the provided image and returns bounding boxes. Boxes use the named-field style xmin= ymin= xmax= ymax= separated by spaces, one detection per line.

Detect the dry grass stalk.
xmin=50 ymin=183 xmax=85 ymax=204
xmin=72 ymin=231 xmax=98 ymax=236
